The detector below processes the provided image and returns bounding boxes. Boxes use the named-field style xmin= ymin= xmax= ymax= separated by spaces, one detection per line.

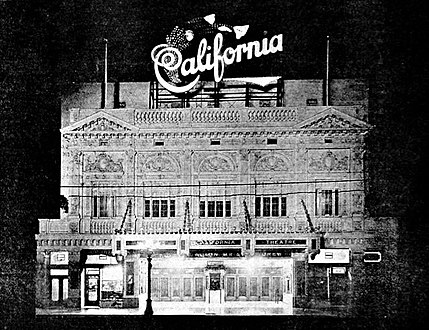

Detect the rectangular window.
xmin=160 ymin=278 xmax=169 ymax=297
xmin=161 ymin=200 xmax=168 ymax=217
xmin=322 ymin=190 xmax=333 ymax=216
xmin=172 ymin=278 xmax=180 ymax=297
xmin=262 ymin=277 xmax=270 ymax=297
xmin=256 ymin=196 xmax=286 ymax=217
xmin=334 ymin=189 xmax=339 ymax=216
xmin=151 ymin=278 xmax=159 ymax=297
xmin=195 ymin=278 xmax=203 ymax=297
xmin=239 ymin=277 xmax=247 ymax=296
xmin=267 ymin=138 xmax=277 ymax=145
xmin=255 ymin=197 xmax=261 ymax=217
xmin=225 ymin=201 xmax=231 ymax=217
xmin=216 ymin=201 xmax=223 ymax=217
xmin=51 ymin=278 xmax=59 ymax=301
xmin=199 ymin=201 xmax=206 ymax=217
xmin=152 ymin=200 xmax=160 ymax=217
xmin=226 ymin=277 xmax=235 ymax=297
xmin=281 ymin=197 xmax=287 ymax=216
xmin=271 ymin=197 xmax=279 ymax=216
xmin=93 ymin=196 xmax=98 ymax=217
xmin=170 ymin=200 xmax=176 ymax=217
xmin=210 ymin=140 xmax=221 ymax=145
xmin=99 ymin=196 xmax=108 ymax=217
xmin=250 ymin=277 xmax=257 ymax=296
xmin=273 ymin=277 xmax=281 ymax=299
xmin=263 ymin=197 xmax=271 ymax=216
xmin=208 ymin=201 xmax=215 ymax=217
xmin=144 ymin=200 xmax=150 ymax=217
xmin=63 ymin=278 xmax=69 ymax=300
xmin=184 ymin=278 xmax=192 ymax=297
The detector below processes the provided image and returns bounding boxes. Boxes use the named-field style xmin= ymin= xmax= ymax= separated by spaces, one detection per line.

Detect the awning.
xmin=85 ymin=254 xmax=118 ymax=265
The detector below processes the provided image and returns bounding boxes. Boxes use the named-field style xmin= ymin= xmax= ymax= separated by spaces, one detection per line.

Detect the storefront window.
xmin=226 ymin=277 xmax=235 ymax=297
xmin=172 ymin=278 xmax=180 ymax=297
xmin=184 ymin=278 xmax=192 ymax=296
xmin=101 ymin=265 xmax=123 ymax=300
xmin=239 ymin=277 xmax=247 ymax=296
xmin=195 ymin=277 xmax=203 ymax=297
xmin=250 ymin=277 xmax=257 ymax=296
xmin=262 ymin=277 xmax=270 ymax=297
xmin=160 ymin=278 xmax=169 ymax=297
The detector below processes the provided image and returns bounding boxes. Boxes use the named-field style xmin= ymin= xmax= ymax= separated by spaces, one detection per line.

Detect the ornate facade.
xmin=36 ymin=79 xmax=395 ymax=315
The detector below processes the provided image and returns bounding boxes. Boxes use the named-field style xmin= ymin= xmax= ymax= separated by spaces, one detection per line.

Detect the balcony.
xmin=38 ymin=216 xmax=362 ymax=236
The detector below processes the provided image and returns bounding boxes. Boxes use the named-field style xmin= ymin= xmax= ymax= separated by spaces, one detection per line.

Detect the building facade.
xmin=36 ymin=78 xmax=396 ymax=315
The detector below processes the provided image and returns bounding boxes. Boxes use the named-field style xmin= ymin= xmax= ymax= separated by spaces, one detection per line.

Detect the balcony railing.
xmin=38 ymin=216 xmax=360 ymax=235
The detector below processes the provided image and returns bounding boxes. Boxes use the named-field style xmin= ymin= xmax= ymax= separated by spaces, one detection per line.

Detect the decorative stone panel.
xmin=308 ymin=149 xmax=349 ymax=172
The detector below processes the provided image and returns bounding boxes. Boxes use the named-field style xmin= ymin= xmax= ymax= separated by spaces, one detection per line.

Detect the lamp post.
xmin=144 ymin=250 xmax=153 ymax=316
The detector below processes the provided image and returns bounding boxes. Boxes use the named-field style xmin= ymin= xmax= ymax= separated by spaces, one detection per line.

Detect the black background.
xmin=1 ymin=0 xmax=428 ymax=328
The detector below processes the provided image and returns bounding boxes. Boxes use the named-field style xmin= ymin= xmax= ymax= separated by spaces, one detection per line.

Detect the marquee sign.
xmin=151 ymin=14 xmax=283 ymax=94
xmin=256 ymin=239 xmax=307 ymax=246
xmin=191 ymin=239 xmax=241 ymax=246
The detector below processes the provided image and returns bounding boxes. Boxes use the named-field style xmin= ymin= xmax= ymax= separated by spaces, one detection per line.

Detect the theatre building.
xmin=36 ymin=78 xmax=397 ymax=315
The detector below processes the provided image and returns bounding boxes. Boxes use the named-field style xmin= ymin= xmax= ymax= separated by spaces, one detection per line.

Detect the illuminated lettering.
xmin=151 ymin=33 xmax=284 ymax=93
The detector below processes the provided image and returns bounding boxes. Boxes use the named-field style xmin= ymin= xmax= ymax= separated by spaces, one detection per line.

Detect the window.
xmin=151 ymin=278 xmax=159 ymax=297
xmin=172 ymin=278 xmax=180 ymax=297
xmin=199 ymin=200 xmax=232 ymax=218
xmin=144 ymin=199 xmax=176 ymax=218
xmin=267 ymin=138 xmax=277 ymax=145
xmin=92 ymin=193 xmax=115 ymax=218
xmin=210 ymin=140 xmax=221 ymax=145
xmin=262 ymin=277 xmax=270 ymax=297
xmin=195 ymin=278 xmax=203 ymax=297
xmin=154 ymin=141 xmax=164 ymax=146
xmin=255 ymin=196 xmax=287 ymax=217
xmin=250 ymin=277 xmax=258 ymax=296
xmin=316 ymin=189 xmax=339 ymax=216
xmin=184 ymin=278 xmax=192 ymax=297
xmin=227 ymin=277 xmax=235 ymax=297
xmin=239 ymin=277 xmax=247 ymax=296
xmin=160 ymin=278 xmax=169 ymax=297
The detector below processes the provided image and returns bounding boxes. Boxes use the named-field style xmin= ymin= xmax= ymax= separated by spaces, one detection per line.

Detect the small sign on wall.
xmin=50 ymin=251 xmax=69 ymax=265
xmin=308 ymin=249 xmax=350 ymax=264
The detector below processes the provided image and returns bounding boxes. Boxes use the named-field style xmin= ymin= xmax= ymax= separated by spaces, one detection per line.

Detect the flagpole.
xmin=104 ymin=38 xmax=108 ymax=87
xmin=325 ymin=35 xmax=329 ymax=106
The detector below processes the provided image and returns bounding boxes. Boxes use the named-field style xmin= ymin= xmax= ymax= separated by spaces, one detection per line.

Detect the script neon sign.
xmin=151 ymin=33 xmax=283 ymax=93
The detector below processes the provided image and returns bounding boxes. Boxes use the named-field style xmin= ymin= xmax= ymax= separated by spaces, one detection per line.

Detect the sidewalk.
xmin=36 ymin=304 xmax=344 ymax=317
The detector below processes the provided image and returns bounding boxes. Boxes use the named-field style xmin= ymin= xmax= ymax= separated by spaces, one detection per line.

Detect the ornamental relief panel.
xmin=194 ymin=152 xmax=237 ymax=173
xmin=84 ymin=153 xmax=124 ymax=173
xmin=137 ymin=152 xmax=181 ymax=175
xmin=143 ymin=155 xmax=179 ymax=172
xmin=251 ymin=151 xmax=293 ymax=172
xmin=308 ymin=149 xmax=349 ymax=172
xmin=199 ymin=155 xmax=235 ymax=172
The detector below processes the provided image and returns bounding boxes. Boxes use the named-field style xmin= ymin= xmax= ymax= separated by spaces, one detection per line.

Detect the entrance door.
xmin=208 ymin=273 xmax=221 ymax=304
xmin=84 ymin=269 xmax=100 ymax=307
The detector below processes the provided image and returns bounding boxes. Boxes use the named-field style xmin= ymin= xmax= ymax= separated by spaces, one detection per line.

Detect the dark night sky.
xmin=1 ymin=0 xmax=428 ymax=327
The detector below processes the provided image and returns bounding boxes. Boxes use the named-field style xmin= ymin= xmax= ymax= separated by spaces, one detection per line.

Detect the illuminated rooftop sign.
xmin=151 ymin=14 xmax=283 ymax=94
